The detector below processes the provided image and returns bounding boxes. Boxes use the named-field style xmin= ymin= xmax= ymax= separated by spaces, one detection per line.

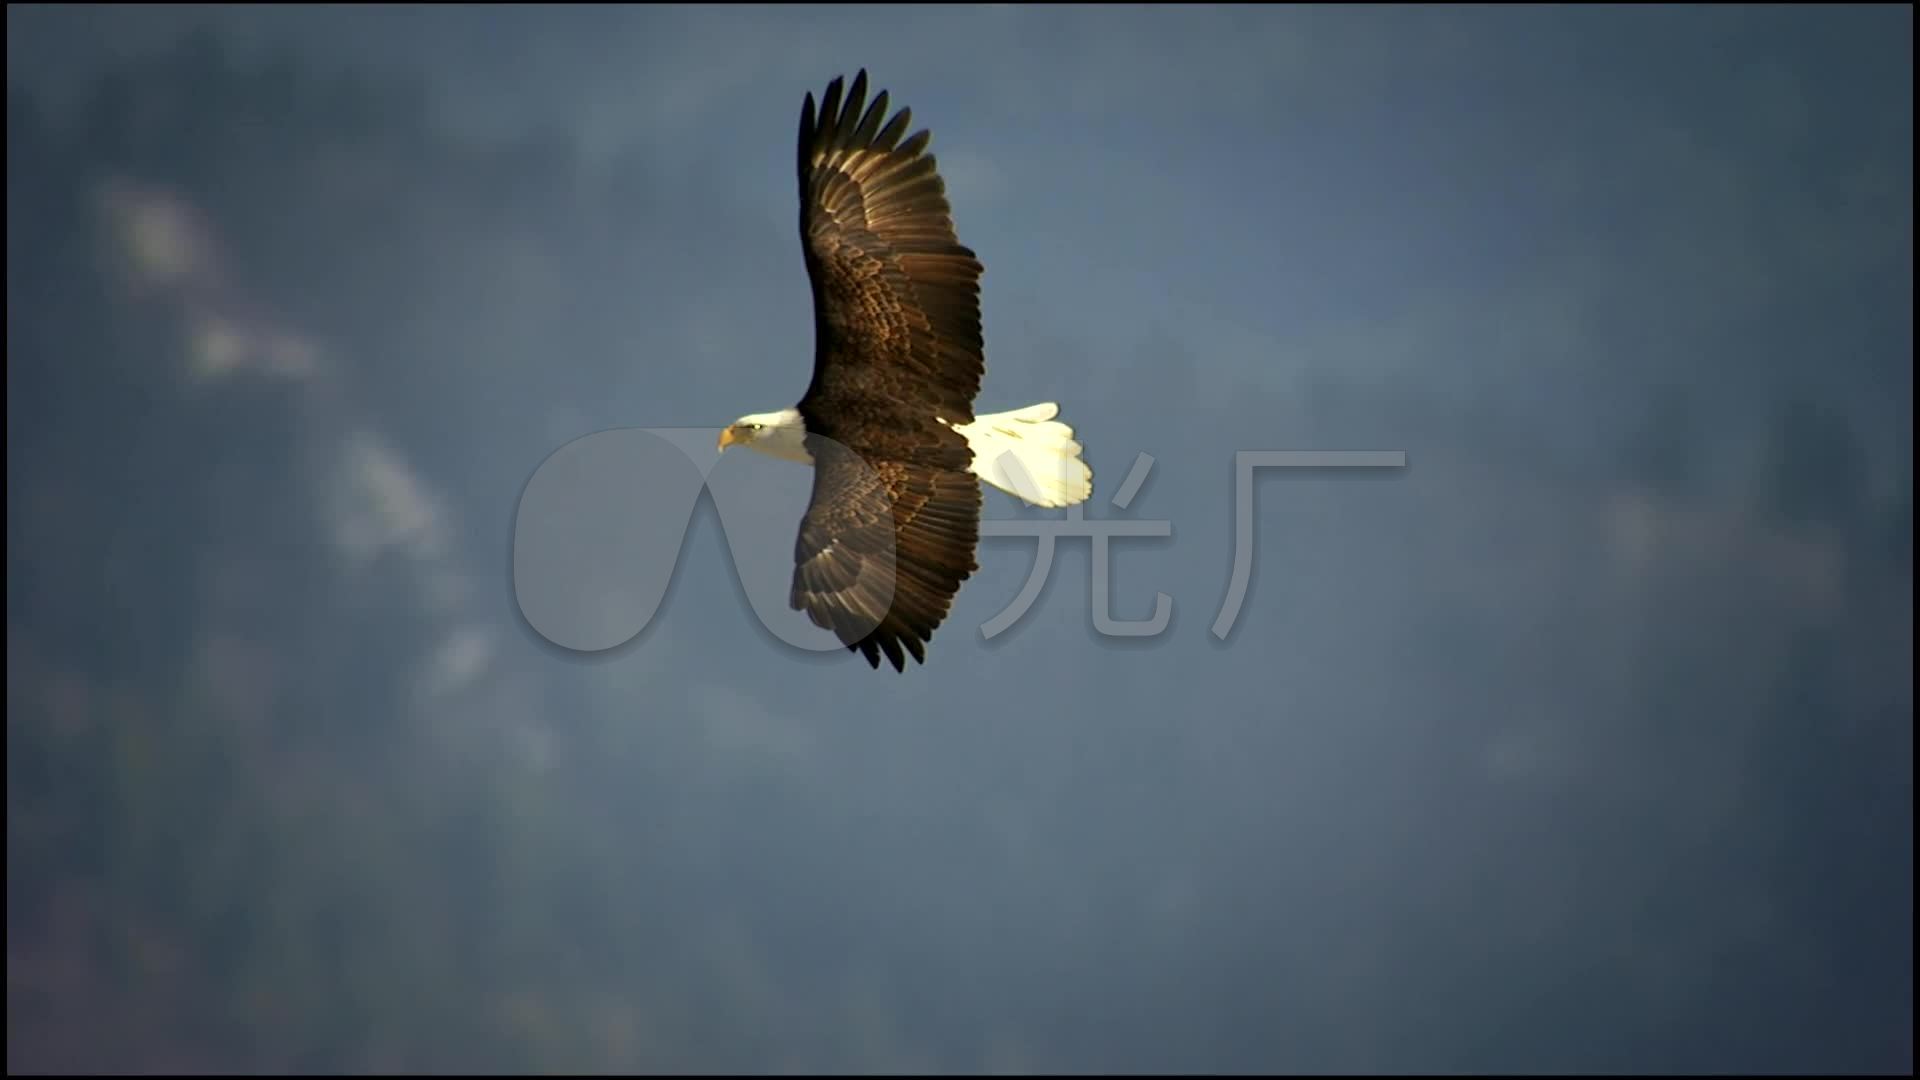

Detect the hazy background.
xmin=7 ymin=4 xmax=1912 ymax=1073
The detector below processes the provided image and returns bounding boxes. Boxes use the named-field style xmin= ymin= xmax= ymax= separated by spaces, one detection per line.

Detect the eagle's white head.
xmin=716 ymin=407 xmax=811 ymax=463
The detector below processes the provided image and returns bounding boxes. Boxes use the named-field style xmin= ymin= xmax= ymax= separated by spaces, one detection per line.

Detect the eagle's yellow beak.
xmin=717 ymin=425 xmax=743 ymax=452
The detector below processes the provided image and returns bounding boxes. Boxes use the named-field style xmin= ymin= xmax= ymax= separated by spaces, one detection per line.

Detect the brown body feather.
xmin=789 ymin=70 xmax=988 ymax=671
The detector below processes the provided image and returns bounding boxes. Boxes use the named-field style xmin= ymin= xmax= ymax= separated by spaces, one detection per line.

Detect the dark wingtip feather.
xmin=851 ymin=631 xmax=923 ymax=673
xmin=854 ymin=89 xmax=890 ymax=147
xmin=798 ymin=91 xmax=817 ymax=181
xmin=817 ymin=75 xmax=846 ymax=141
xmin=844 ymin=70 xmax=868 ymax=129
xmin=876 ymin=106 xmax=913 ymax=151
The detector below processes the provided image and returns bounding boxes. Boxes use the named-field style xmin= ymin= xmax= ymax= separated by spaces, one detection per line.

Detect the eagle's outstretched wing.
xmin=789 ymin=435 xmax=982 ymax=672
xmin=787 ymin=70 xmax=988 ymax=670
xmin=794 ymin=68 xmax=985 ymax=434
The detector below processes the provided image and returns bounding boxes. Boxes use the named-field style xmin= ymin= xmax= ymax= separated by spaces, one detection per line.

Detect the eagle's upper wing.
xmin=794 ymin=69 xmax=985 ymax=436
xmin=789 ymin=435 xmax=981 ymax=672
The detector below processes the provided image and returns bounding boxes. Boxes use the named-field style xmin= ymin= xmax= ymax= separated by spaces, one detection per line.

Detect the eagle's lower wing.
xmin=789 ymin=438 xmax=981 ymax=672
xmin=795 ymin=70 xmax=985 ymax=433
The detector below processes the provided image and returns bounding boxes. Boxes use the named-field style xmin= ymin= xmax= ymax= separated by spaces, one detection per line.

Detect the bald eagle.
xmin=717 ymin=70 xmax=1094 ymax=672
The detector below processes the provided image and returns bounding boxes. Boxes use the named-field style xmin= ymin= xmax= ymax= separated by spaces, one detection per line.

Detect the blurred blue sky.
xmin=8 ymin=4 xmax=1912 ymax=1073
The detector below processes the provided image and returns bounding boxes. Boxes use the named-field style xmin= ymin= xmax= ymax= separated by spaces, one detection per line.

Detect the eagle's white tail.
xmin=951 ymin=402 xmax=1093 ymax=509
